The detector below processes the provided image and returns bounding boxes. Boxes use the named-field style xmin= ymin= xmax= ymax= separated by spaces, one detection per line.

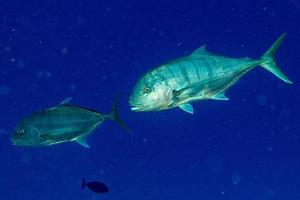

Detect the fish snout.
xmin=129 ymin=102 xmax=144 ymax=111
xmin=129 ymin=96 xmax=142 ymax=111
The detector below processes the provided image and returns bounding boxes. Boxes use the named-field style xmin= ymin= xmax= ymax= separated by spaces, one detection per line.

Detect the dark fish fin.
xmin=59 ymin=97 xmax=72 ymax=105
xmin=75 ymin=136 xmax=90 ymax=148
xmin=82 ymin=178 xmax=86 ymax=189
xmin=110 ymin=95 xmax=133 ymax=135
xmin=260 ymin=33 xmax=293 ymax=84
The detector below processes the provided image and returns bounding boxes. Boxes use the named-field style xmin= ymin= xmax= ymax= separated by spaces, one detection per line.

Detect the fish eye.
xmin=17 ymin=129 xmax=24 ymax=135
xmin=143 ymin=87 xmax=150 ymax=94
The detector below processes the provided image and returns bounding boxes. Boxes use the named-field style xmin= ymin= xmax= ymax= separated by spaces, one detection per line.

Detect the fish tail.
xmin=259 ymin=33 xmax=293 ymax=84
xmin=82 ymin=178 xmax=86 ymax=190
xmin=109 ymin=95 xmax=132 ymax=135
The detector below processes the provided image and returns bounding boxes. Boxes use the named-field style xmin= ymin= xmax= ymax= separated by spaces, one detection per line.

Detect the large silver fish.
xmin=129 ymin=34 xmax=293 ymax=114
xmin=12 ymin=97 xmax=130 ymax=148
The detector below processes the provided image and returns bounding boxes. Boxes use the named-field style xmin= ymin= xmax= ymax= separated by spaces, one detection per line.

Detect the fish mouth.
xmin=129 ymin=99 xmax=144 ymax=111
xmin=130 ymin=106 xmax=144 ymax=111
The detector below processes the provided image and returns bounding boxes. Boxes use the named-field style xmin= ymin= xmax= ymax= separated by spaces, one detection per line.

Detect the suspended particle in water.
xmin=101 ymin=74 xmax=107 ymax=80
xmin=4 ymin=46 xmax=11 ymax=52
xmin=61 ymin=48 xmax=68 ymax=54
xmin=256 ymin=94 xmax=268 ymax=106
xmin=110 ymin=72 xmax=119 ymax=79
xmin=0 ymin=128 xmax=6 ymax=135
xmin=266 ymin=145 xmax=273 ymax=152
xmin=17 ymin=60 xmax=25 ymax=68
xmin=77 ymin=17 xmax=84 ymax=24
xmin=69 ymin=84 xmax=77 ymax=91
xmin=231 ymin=174 xmax=241 ymax=185
xmin=37 ymin=70 xmax=51 ymax=79
xmin=0 ymin=85 xmax=10 ymax=96
xmin=20 ymin=153 xmax=32 ymax=163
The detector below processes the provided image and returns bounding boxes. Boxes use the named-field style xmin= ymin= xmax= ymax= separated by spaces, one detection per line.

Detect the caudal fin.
xmin=110 ymin=95 xmax=132 ymax=135
xmin=259 ymin=33 xmax=293 ymax=84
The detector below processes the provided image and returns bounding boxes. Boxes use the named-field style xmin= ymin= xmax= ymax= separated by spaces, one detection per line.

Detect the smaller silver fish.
xmin=12 ymin=97 xmax=131 ymax=148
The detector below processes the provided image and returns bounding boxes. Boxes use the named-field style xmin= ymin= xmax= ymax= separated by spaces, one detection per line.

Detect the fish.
xmin=129 ymin=34 xmax=293 ymax=114
xmin=12 ymin=96 xmax=131 ymax=148
xmin=81 ymin=178 xmax=109 ymax=194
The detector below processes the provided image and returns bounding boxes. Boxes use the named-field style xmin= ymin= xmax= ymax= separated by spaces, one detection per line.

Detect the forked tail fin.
xmin=110 ymin=95 xmax=132 ymax=135
xmin=259 ymin=33 xmax=293 ymax=84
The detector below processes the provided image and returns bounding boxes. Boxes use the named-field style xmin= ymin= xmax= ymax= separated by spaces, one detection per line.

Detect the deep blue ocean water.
xmin=0 ymin=0 xmax=299 ymax=199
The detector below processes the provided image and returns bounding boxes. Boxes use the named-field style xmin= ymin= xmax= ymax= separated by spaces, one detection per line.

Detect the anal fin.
xmin=211 ymin=92 xmax=229 ymax=101
xmin=75 ymin=136 xmax=90 ymax=148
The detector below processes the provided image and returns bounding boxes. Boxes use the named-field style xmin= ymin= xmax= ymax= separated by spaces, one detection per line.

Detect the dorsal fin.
xmin=63 ymin=104 xmax=101 ymax=115
xmin=191 ymin=45 xmax=208 ymax=57
xmin=59 ymin=97 xmax=72 ymax=105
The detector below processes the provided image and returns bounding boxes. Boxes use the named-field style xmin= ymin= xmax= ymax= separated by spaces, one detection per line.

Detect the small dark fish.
xmin=82 ymin=178 xmax=109 ymax=194
xmin=12 ymin=96 xmax=131 ymax=148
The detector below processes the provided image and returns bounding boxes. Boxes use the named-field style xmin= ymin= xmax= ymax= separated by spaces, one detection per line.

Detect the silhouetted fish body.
xmin=82 ymin=178 xmax=109 ymax=194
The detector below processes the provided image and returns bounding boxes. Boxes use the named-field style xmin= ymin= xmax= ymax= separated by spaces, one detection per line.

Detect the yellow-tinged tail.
xmin=260 ymin=33 xmax=293 ymax=84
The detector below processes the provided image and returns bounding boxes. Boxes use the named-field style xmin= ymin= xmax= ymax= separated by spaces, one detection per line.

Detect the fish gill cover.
xmin=0 ymin=0 xmax=299 ymax=200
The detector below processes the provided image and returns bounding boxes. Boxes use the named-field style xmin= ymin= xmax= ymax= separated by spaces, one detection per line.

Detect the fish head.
xmin=11 ymin=119 xmax=41 ymax=146
xmin=129 ymin=73 xmax=173 ymax=111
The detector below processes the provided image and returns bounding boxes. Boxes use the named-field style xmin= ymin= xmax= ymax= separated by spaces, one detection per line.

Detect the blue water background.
xmin=0 ymin=0 xmax=299 ymax=199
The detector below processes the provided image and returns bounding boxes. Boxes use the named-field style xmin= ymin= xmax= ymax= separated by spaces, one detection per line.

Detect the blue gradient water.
xmin=0 ymin=1 xmax=299 ymax=199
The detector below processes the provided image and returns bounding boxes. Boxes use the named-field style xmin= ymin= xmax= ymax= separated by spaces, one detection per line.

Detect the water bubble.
xmin=231 ymin=174 xmax=241 ymax=185
xmin=0 ymin=85 xmax=10 ymax=96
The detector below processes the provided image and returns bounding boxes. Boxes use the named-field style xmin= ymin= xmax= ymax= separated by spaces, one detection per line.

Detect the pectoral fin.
xmin=75 ymin=136 xmax=90 ymax=148
xmin=178 ymin=103 xmax=194 ymax=114
xmin=211 ymin=92 xmax=229 ymax=100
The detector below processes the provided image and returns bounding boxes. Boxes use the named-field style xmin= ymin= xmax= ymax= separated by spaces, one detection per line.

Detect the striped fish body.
xmin=149 ymin=47 xmax=255 ymax=106
xmin=129 ymin=34 xmax=292 ymax=113
xmin=26 ymin=105 xmax=105 ymax=143
xmin=13 ymin=97 xmax=130 ymax=148
xmin=12 ymin=104 xmax=106 ymax=147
